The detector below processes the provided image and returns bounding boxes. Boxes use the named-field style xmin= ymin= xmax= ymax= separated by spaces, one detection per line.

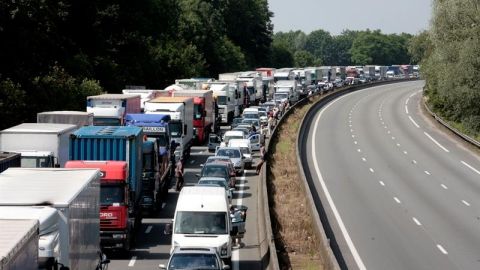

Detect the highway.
xmin=305 ymin=81 xmax=480 ymax=270
xmin=106 ymin=143 xmax=265 ymax=270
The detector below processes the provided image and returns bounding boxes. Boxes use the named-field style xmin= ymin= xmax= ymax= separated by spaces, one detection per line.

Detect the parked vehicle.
xmin=69 ymin=126 xmax=145 ymax=251
xmin=157 ymin=90 xmax=217 ymax=144
xmin=0 ymin=168 xmax=104 ymax=270
xmin=87 ymin=94 xmax=141 ymax=126
xmin=125 ymin=113 xmax=172 ymax=204
xmin=169 ymin=186 xmax=233 ymax=264
xmin=0 ymin=151 xmax=20 ymax=173
xmin=215 ymin=147 xmax=244 ymax=175
xmin=197 ymin=177 xmax=234 ymax=203
xmin=0 ymin=219 xmax=38 ymax=270
xmin=0 ymin=123 xmax=77 ymax=168
xmin=160 ymin=247 xmax=230 ymax=270
xmin=37 ymin=111 xmax=94 ymax=128
xmin=227 ymin=139 xmax=253 ymax=169
xmin=145 ymin=97 xmax=194 ymax=161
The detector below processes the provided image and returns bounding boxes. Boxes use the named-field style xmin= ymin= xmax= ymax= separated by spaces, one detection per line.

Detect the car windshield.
xmin=174 ymin=211 xmax=227 ymax=235
xmin=243 ymin=113 xmax=258 ymax=119
xmin=274 ymin=93 xmax=288 ymax=99
xmin=201 ymin=166 xmax=228 ymax=178
xmin=216 ymin=149 xmax=241 ymax=158
xmin=101 ymin=185 xmax=124 ymax=205
xmin=168 ymin=253 xmax=220 ymax=270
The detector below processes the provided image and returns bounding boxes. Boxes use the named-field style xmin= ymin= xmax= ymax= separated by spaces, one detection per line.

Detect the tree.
xmin=270 ymin=44 xmax=294 ymax=68
xmin=305 ymin=30 xmax=334 ymax=65
xmin=0 ymin=79 xmax=27 ymax=129
xmin=408 ymin=31 xmax=432 ymax=64
xmin=294 ymin=50 xmax=315 ymax=67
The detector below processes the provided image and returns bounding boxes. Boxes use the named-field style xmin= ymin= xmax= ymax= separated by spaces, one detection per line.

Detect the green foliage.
xmin=0 ymin=79 xmax=27 ymax=129
xmin=422 ymin=0 xmax=480 ymax=136
xmin=294 ymin=50 xmax=315 ymax=67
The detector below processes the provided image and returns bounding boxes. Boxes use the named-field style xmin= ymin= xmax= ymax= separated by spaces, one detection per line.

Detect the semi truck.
xmin=0 ymin=219 xmax=39 ymax=270
xmin=144 ymin=97 xmax=194 ymax=161
xmin=65 ymin=161 xmax=137 ymax=251
xmin=236 ymin=72 xmax=264 ymax=105
xmin=375 ymin=66 xmax=388 ymax=80
xmin=206 ymin=81 xmax=243 ymax=124
xmin=274 ymin=80 xmax=299 ymax=104
xmin=320 ymin=66 xmax=336 ymax=82
xmin=157 ymin=90 xmax=217 ymax=144
xmin=0 ymin=123 xmax=77 ymax=168
xmin=87 ymin=94 xmax=141 ymax=126
xmin=363 ymin=66 xmax=376 ymax=81
xmin=0 ymin=168 xmax=104 ymax=270
xmin=0 ymin=151 xmax=20 ymax=173
xmin=69 ymin=126 xmax=144 ymax=251
xmin=122 ymin=89 xmax=162 ymax=111
xmin=274 ymin=68 xmax=295 ymax=81
xmin=125 ymin=113 xmax=172 ymax=210
xmin=37 ymin=111 xmax=94 ymax=128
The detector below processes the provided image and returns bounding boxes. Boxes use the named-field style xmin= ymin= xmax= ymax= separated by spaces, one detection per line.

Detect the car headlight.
xmin=219 ymin=242 xmax=228 ymax=256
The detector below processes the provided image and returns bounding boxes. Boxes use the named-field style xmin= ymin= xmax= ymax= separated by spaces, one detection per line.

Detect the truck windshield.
xmin=194 ymin=104 xmax=203 ymax=120
xmin=217 ymin=96 xmax=228 ymax=105
xmin=101 ymin=185 xmax=125 ymax=205
xmin=175 ymin=211 xmax=227 ymax=234
xmin=21 ymin=157 xmax=53 ymax=168
xmin=170 ymin=122 xmax=182 ymax=138
xmin=94 ymin=117 xmax=121 ymax=126
xmin=143 ymin=152 xmax=154 ymax=171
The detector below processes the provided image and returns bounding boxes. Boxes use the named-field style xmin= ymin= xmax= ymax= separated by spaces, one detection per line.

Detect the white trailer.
xmin=37 ymin=111 xmax=93 ymax=128
xmin=274 ymin=80 xmax=299 ymax=104
xmin=0 ymin=168 xmax=102 ymax=270
xmin=273 ymin=68 xmax=295 ymax=81
xmin=207 ymin=82 xmax=238 ymax=124
xmin=0 ymin=123 xmax=77 ymax=168
xmin=87 ymin=94 xmax=141 ymax=126
xmin=145 ymin=97 xmax=194 ymax=160
xmin=236 ymin=72 xmax=263 ymax=105
xmin=0 ymin=219 xmax=39 ymax=270
xmin=363 ymin=66 xmax=376 ymax=80
xmin=122 ymin=89 xmax=163 ymax=111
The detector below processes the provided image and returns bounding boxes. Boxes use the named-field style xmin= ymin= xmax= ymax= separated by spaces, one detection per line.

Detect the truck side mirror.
xmin=203 ymin=110 xmax=207 ymax=117
xmin=164 ymin=222 xmax=172 ymax=235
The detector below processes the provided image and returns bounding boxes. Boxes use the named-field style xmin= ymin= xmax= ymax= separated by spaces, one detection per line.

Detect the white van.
xmin=171 ymin=186 xmax=233 ymax=262
xmin=228 ymin=139 xmax=252 ymax=169
xmin=221 ymin=130 xmax=245 ymax=147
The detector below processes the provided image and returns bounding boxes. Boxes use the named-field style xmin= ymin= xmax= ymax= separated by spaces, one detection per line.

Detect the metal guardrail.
xmin=423 ymin=100 xmax=480 ymax=148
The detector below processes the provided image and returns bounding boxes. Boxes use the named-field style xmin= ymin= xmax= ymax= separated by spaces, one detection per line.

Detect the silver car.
xmin=160 ymin=247 xmax=230 ymax=270
xmin=215 ymin=147 xmax=245 ymax=175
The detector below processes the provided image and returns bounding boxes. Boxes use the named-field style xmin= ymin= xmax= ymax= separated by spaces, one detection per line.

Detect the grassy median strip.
xmin=268 ymin=94 xmax=326 ymax=270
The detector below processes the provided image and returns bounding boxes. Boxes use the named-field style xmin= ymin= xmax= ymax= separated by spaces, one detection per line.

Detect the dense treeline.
xmin=0 ymin=0 xmax=273 ymax=129
xmin=271 ymin=29 xmax=414 ymax=67
xmin=417 ymin=0 xmax=480 ymax=137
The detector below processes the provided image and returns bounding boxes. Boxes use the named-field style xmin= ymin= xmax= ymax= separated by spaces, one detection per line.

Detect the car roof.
xmin=207 ymin=156 xmax=230 ymax=161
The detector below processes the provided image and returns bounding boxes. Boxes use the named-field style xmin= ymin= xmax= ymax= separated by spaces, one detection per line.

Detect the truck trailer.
xmin=0 ymin=152 xmax=20 ymax=173
xmin=37 ymin=111 xmax=94 ymax=128
xmin=0 ymin=123 xmax=77 ymax=168
xmin=144 ymin=97 xmax=194 ymax=161
xmin=87 ymin=94 xmax=141 ymax=126
xmin=0 ymin=168 xmax=103 ymax=270
xmin=0 ymin=219 xmax=39 ymax=270
xmin=69 ymin=126 xmax=144 ymax=249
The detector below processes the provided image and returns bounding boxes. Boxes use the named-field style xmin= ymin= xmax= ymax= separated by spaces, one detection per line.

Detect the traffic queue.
xmin=0 ymin=65 xmax=413 ymax=269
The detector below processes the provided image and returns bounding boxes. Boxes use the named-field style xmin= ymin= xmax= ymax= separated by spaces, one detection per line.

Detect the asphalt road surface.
xmin=305 ymin=81 xmax=480 ymax=270
xmin=107 ymin=141 xmax=264 ymax=270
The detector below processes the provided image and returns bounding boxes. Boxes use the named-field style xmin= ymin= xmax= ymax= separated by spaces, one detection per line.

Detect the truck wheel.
xmin=224 ymin=257 xmax=232 ymax=267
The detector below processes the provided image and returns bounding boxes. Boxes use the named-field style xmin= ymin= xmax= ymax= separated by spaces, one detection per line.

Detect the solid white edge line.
xmin=232 ymin=174 xmax=246 ymax=270
xmin=128 ymin=256 xmax=137 ymax=267
xmin=412 ymin=217 xmax=422 ymax=226
xmin=405 ymin=98 xmax=410 ymax=105
xmin=145 ymin=225 xmax=153 ymax=234
xmin=312 ymin=92 xmax=367 ymax=270
xmin=423 ymin=132 xmax=450 ymax=153
xmin=425 ymin=171 xmax=431 ymax=175
xmin=369 ymin=168 xmax=374 ymax=173
xmin=461 ymin=161 xmax=480 ymax=175
xmin=437 ymin=244 xmax=448 ymax=255
xmin=408 ymin=116 xmax=420 ymax=128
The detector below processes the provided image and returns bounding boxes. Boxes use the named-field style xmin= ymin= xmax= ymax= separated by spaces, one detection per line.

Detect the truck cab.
xmin=87 ymin=94 xmax=141 ymax=126
xmin=16 ymin=150 xmax=55 ymax=168
xmin=65 ymin=161 xmax=133 ymax=251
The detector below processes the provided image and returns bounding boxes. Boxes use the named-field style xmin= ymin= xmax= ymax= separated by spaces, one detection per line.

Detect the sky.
xmin=268 ymin=0 xmax=432 ymax=35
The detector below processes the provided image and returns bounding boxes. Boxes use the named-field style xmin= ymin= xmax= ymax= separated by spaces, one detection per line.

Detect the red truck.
xmin=65 ymin=161 xmax=134 ymax=251
xmin=158 ymin=89 xmax=218 ymax=145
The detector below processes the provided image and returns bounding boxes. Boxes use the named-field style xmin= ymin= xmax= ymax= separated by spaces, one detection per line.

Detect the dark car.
xmin=160 ymin=247 xmax=230 ymax=270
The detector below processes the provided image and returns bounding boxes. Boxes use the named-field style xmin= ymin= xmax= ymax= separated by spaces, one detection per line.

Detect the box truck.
xmin=0 ymin=219 xmax=39 ymax=270
xmin=0 ymin=152 xmax=20 ymax=173
xmin=122 ymin=89 xmax=162 ymax=111
xmin=87 ymin=94 xmax=141 ymax=126
xmin=37 ymin=111 xmax=94 ymax=128
xmin=0 ymin=168 xmax=103 ymax=270
xmin=145 ymin=97 xmax=194 ymax=161
xmin=0 ymin=123 xmax=77 ymax=168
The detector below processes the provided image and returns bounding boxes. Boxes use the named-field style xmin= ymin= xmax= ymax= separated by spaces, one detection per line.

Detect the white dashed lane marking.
xmin=437 ymin=245 xmax=448 ymax=255
xmin=441 ymin=184 xmax=448 ymax=190
xmin=462 ymin=200 xmax=471 ymax=207
xmin=424 ymin=132 xmax=450 ymax=153
xmin=425 ymin=171 xmax=431 ymax=175
xmin=379 ymin=181 xmax=385 ymax=186
xmin=128 ymin=256 xmax=137 ymax=267
xmin=145 ymin=225 xmax=153 ymax=234
xmin=412 ymin=217 xmax=422 ymax=226
xmin=394 ymin=197 xmax=401 ymax=204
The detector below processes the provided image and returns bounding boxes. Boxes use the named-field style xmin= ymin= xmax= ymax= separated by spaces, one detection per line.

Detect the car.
xmin=231 ymin=127 xmax=250 ymax=137
xmin=161 ymin=244 xmax=230 ymax=270
xmin=197 ymin=177 xmax=234 ymax=202
xmin=204 ymin=157 xmax=237 ymax=186
xmin=231 ymin=117 xmax=244 ymax=129
xmin=215 ymin=147 xmax=244 ymax=175
xmin=241 ymin=118 xmax=260 ymax=130
xmin=221 ymin=130 xmax=246 ymax=147
xmin=259 ymin=101 xmax=276 ymax=113
xmin=198 ymin=162 xmax=235 ymax=188
xmin=227 ymin=139 xmax=253 ymax=168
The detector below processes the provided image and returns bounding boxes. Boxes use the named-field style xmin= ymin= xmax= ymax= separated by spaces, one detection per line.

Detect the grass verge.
xmin=267 ymin=94 xmax=326 ymax=270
